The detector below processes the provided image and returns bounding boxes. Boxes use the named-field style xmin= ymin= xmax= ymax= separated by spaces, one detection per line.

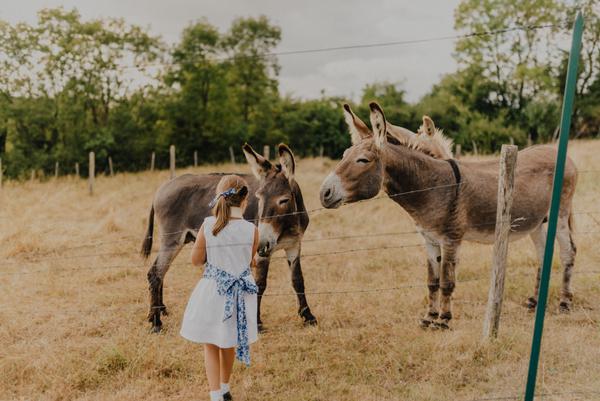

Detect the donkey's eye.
xmin=278 ymin=198 xmax=290 ymax=206
xmin=356 ymin=158 xmax=370 ymax=164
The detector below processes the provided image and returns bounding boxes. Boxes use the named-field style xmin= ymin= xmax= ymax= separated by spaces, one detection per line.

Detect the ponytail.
xmin=212 ymin=195 xmax=231 ymax=236
xmin=210 ymin=175 xmax=249 ymax=236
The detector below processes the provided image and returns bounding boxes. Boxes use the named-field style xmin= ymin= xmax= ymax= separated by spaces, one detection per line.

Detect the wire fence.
xmin=4 ymin=167 xmax=600 ymax=266
xmin=3 ymin=170 xmax=600 ymax=274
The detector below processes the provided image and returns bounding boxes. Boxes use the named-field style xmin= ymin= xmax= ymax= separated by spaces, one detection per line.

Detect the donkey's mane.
xmin=386 ymin=127 xmax=454 ymax=160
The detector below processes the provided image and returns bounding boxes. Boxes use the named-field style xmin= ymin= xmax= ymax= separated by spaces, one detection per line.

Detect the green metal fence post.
xmin=523 ymin=11 xmax=584 ymax=401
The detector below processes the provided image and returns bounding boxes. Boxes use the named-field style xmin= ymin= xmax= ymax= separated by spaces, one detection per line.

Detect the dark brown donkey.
xmin=141 ymin=143 xmax=316 ymax=332
xmin=320 ymin=102 xmax=577 ymax=329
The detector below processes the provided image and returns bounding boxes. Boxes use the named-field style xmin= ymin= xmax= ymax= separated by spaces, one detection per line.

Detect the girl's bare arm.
xmin=251 ymin=227 xmax=259 ymax=268
xmin=191 ymin=223 xmax=207 ymax=267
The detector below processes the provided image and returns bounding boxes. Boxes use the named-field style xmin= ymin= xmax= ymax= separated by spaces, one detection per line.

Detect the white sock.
xmin=221 ymin=383 xmax=230 ymax=394
xmin=209 ymin=390 xmax=222 ymax=401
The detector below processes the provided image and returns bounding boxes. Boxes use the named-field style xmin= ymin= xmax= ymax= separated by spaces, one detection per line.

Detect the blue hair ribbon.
xmin=208 ymin=188 xmax=237 ymax=208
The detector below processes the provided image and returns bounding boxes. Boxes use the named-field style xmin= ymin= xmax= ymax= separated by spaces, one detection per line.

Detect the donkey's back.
xmin=142 ymin=173 xmax=259 ymax=257
xmin=460 ymin=145 xmax=577 ymax=242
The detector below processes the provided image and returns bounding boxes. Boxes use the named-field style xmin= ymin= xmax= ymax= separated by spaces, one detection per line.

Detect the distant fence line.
xmin=0 ymin=144 xmax=264 ymax=189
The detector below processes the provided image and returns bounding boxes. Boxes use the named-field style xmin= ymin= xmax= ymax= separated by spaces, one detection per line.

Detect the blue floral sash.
xmin=203 ymin=262 xmax=258 ymax=366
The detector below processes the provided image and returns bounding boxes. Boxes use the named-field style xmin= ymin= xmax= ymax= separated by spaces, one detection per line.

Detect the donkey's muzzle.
xmin=319 ymin=173 xmax=344 ymax=209
xmin=257 ymin=241 xmax=272 ymax=257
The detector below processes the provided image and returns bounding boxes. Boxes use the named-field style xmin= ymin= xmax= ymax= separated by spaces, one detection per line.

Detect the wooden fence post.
xmin=482 ymin=144 xmax=518 ymax=339
xmin=108 ymin=157 xmax=114 ymax=176
xmin=455 ymin=144 xmax=461 ymax=159
xmin=89 ymin=151 xmax=95 ymax=196
xmin=194 ymin=151 xmax=198 ymax=167
xmin=150 ymin=152 xmax=155 ymax=172
xmin=319 ymin=145 xmax=324 ymax=158
xmin=263 ymin=145 xmax=270 ymax=160
xmin=169 ymin=145 xmax=175 ymax=179
xmin=0 ymin=157 xmax=3 ymax=189
xmin=472 ymin=141 xmax=479 ymax=155
xmin=75 ymin=162 xmax=80 ymax=177
xmin=527 ymin=134 xmax=533 ymax=147
xmin=229 ymin=146 xmax=235 ymax=164
xmin=30 ymin=170 xmax=35 ymax=182
xmin=55 ymin=162 xmax=59 ymax=178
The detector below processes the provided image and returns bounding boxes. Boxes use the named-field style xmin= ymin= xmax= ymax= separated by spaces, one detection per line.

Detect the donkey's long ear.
xmin=243 ymin=143 xmax=272 ymax=179
xmin=343 ymin=103 xmax=372 ymax=145
xmin=420 ymin=115 xmax=436 ymax=136
xmin=278 ymin=143 xmax=295 ymax=180
xmin=369 ymin=102 xmax=387 ymax=149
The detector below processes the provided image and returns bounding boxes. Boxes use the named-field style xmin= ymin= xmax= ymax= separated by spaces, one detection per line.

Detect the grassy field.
xmin=2 ymin=141 xmax=600 ymax=401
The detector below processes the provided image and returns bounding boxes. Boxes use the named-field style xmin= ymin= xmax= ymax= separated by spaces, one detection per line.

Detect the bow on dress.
xmin=203 ymin=262 xmax=258 ymax=365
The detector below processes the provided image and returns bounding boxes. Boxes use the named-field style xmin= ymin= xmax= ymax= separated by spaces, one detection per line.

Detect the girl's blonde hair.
xmin=212 ymin=175 xmax=249 ymax=236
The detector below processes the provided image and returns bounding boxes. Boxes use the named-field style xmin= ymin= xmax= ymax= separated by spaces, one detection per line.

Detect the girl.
xmin=181 ymin=175 xmax=259 ymax=401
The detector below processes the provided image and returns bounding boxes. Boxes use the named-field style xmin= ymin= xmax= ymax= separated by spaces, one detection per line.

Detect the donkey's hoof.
xmin=258 ymin=322 xmax=266 ymax=333
xmin=419 ymin=319 xmax=433 ymax=329
xmin=432 ymin=320 xmax=451 ymax=330
xmin=526 ymin=297 xmax=537 ymax=311
xmin=559 ymin=302 xmax=571 ymax=313
xmin=161 ymin=307 xmax=169 ymax=316
xmin=299 ymin=307 xmax=317 ymax=326
xmin=151 ymin=324 xmax=162 ymax=334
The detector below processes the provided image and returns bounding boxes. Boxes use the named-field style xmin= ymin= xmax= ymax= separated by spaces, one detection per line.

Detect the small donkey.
xmin=141 ymin=143 xmax=317 ymax=332
xmin=320 ymin=102 xmax=577 ymax=329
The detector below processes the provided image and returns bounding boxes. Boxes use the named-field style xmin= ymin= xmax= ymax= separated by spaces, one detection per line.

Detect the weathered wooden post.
xmin=89 ymin=151 xmax=95 ymax=196
xmin=319 ymin=145 xmax=324 ymax=158
xmin=471 ymin=141 xmax=479 ymax=155
xmin=455 ymin=144 xmax=462 ymax=159
xmin=169 ymin=145 xmax=175 ymax=179
xmin=108 ymin=157 xmax=114 ymax=177
xmin=30 ymin=170 xmax=35 ymax=182
xmin=483 ymin=144 xmax=518 ymax=339
xmin=0 ymin=157 xmax=3 ymax=189
xmin=263 ymin=145 xmax=270 ymax=160
xmin=194 ymin=151 xmax=198 ymax=167
xmin=54 ymin=162 xmax=59 ymax=178
xmin=75 ymin=162 xmax=80 ymax=177
xmin=509 ymin=137 xmax=515 ymax=145
xmin=229 ymin=146 xmax=235 ymax=164
xmin=527 ymin=134 xmax=533 ymax=147
xmin=150 ymin=152 xmax=155 ymax=172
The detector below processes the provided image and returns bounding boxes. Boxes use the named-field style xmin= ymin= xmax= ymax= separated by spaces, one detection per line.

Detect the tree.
xmin=0 ymin=7 xmax=163 ymax=177
xmin=454 ymin=0 xmax=565 ymax=122
xmin=222 ymin=16 xmax=281 ymax=145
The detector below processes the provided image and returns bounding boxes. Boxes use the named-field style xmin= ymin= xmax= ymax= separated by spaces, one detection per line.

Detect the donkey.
xmin=141 ymin=143 xmax=317 ymax=332
xmin=320 ymin=102 xmax=577 ymax=329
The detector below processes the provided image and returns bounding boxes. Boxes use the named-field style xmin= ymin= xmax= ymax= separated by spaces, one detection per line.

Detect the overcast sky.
xmin=1 ymin=0 xmax=462 ymax=102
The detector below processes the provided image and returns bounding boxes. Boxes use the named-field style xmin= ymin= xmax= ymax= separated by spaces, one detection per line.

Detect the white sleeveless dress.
xmin=180 ymin=216 xmax=259 ymax=348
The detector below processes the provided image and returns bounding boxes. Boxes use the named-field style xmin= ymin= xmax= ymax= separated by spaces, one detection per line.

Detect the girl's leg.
xmin=204 ymin=344 xmax=221 ymax=392
xmin=220 ymin=347 xmax=235 ymax=385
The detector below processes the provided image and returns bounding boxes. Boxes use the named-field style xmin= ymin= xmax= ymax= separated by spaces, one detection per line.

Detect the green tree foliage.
xmin=0 ymin=8 xmax=163 ymax=177
xmin=1 ymin=3 xmax=600 ymax=178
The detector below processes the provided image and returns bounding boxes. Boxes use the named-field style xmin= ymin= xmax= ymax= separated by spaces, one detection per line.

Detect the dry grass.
xmin=2 ymin=141 xmax=600 ymax=401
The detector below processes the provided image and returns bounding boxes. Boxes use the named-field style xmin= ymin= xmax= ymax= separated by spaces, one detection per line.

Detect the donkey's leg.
xmin=255 ymin=255 xmax=270 ymax=332
xmin=285 ymin=244 xmax=317 ymax=326
xmin=147 ymin=239 xmax=184 ymax=332
xmin=527 ymin=224 xmax=547 ymax=311
xmin=437 ymin=242 xmax=460 ymax=329
xmin=419 ymin=232 xmax=441 ymax=328
xmin=556 ymin=214 xmax=576 ymax=313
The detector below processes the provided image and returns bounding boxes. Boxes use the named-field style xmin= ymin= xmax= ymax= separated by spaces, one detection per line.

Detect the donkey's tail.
xmin=141 ymin=205 xmax=154 ymax=258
